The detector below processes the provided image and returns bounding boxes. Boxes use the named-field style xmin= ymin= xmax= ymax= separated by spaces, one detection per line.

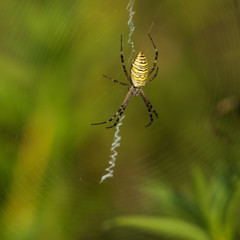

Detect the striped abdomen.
xmin=130 ymin=51 xmax=148 ymax=88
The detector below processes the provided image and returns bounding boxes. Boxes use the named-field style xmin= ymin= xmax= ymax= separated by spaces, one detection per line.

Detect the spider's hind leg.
xmin=120 ymin=35 xmax=132 ymax=83
xmin=148 ymin=34 xmax=158 ymax=77
xmin=146 ymin=67 xmax=159 ymax=84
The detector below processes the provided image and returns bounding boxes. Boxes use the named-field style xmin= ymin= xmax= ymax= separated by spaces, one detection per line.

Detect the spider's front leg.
xmin=91 ymin=87 xmax=133 ymax=128
xmin=140 ymin=89 xmax=158 ymax=127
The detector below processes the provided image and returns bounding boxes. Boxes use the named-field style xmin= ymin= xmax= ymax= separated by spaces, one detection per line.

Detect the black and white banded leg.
xmin=140 ymin=89 xmax=158 ymax=127
xmin=148 ymin=33 xmax=158 ymax=76
xmin=91 ymin=88 xmax=133 ymax=128
xmin=103 ymin=74 xmax=130 ymax=86
xmin=120 ymin=35 xmax=132 ymax=83
xmin=146 ymin=67 xmax=159 ymax=84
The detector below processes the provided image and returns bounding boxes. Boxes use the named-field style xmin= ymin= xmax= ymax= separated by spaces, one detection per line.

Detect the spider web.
xmin=100 ymin=115 xmax=125 ymax=183
xmin=0 ymin=0 xmax=240 ymax=239
xmin=100 ymin=0 xmax=136 ymax=184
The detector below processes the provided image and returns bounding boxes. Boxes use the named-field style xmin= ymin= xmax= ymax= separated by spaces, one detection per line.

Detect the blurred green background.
xmin=1 ymin=0 xmax=240 ymax=239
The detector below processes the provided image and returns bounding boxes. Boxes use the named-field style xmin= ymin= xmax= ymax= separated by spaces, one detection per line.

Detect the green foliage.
xmin=110 ymin=167 xmax=240 ymax=240
xmin=110 ymin=216 xmax=209 ymax=240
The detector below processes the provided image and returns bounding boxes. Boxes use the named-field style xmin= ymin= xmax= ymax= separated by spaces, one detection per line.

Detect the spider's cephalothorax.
xmin=92 ymin=34 xmax=159 ymax=128
xmin=131 ymin=86 xmax=142 ymax=96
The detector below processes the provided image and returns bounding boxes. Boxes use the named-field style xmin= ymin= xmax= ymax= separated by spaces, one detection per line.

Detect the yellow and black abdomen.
xmin=130 ymin=51 xmax=148 ymax=88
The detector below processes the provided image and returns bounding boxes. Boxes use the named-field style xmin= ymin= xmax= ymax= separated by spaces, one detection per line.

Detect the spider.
xmin=92 ymin=34 xmax=159 ymax=128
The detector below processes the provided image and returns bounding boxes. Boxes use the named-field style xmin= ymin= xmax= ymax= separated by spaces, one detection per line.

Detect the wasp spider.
xmin=92 ymin=34 xmax=159 ymax=128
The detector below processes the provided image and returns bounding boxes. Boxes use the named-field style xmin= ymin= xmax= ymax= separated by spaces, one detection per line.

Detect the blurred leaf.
xmin=110 ymin=216 xmax=210 ymax=240
xmin=192 ymin=167 xmax=210 ymax=225
xmin=143 ymin=182 xmax=200 ymax=222
xmin=140 ymin=168 xmax=240 ymax=240
xmin=225 ymin=180 xmax=240 ymax=240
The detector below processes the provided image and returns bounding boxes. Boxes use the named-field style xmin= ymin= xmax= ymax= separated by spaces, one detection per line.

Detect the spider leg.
xmin=106 ymin=87 xmax=133 ymax=128
xmin=103 ymin=74 xmax=130 ymax=86
xmin=148 ymin=34 xmax=158 ymax=76
xmin=121 ymin=35 xmax=132 ymax=83
xmin=146 ymin=67 xmax=159 ymax=84
xmin=91 ymin=105 xmax=124 ymax=125
xmin=145 ymin=105 xmax=154 ymax=128
xmin=106 ymin=110 xmax=124 ymax=129
xmin=91 ymin=87 xmax=133 ymax=127
xmin=140 ymin=89 xmax=158 ymax=127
